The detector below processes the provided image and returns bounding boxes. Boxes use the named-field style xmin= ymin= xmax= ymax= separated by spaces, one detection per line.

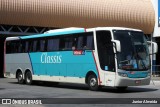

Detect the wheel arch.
xmin=16 ymin=68 xmax=23 ymax=78
xmin=85 ymin=71 xmax=97 ymax=84
xmin=24 ymin=69 xmax=32 ymax=79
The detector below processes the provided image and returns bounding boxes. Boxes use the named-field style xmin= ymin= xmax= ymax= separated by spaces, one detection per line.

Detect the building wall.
xmin=0 ymin=0 xmax=155 ymax=34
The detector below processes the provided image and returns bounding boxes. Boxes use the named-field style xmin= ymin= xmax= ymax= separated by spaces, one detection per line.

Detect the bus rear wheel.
xmin=25 ymin=71 xmax=32 ymax=85
xmin=87 ymin=74 xmax=99 ymax=91
xmin=17 ymin=72 xmax=24 ymax=84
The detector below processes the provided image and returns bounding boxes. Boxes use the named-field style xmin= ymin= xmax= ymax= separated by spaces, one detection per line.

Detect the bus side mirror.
xmin=111 ymin=40 xmax=121 ymax=53
xmin=147 ymin=41 xmax=158 ymax=54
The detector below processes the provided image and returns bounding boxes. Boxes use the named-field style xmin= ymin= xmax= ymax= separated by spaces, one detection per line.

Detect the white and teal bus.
xmin=4 ymin=27 xmax=157 ymax=91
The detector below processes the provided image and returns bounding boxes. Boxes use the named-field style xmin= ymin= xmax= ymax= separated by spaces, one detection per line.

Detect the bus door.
xmin=96 ymin=30 xmax=116 ymax=86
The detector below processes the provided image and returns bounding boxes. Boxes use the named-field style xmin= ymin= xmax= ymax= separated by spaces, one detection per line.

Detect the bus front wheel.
xmin=25 ymin=71 xmax=32 ymax=85
xmin=87 ymin=74 xmax=99 ymax=91
xmin=17 ymin=72 xmax=24 ymax=84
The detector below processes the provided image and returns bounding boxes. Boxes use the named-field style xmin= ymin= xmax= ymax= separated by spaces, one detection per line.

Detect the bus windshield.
xmin=113 ymin=30 xmax=150 ymax=71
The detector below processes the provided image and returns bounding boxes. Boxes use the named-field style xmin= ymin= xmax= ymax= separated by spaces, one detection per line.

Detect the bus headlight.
xmin=118 ymin=72 xmax=128 ymax=77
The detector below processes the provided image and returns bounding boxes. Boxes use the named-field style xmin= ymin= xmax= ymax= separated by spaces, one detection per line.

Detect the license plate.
xmin=135 ymin=80 xmax=141 ymax=84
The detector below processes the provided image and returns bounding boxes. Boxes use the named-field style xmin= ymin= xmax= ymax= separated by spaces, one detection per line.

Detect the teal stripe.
xmin=20 ymin=28 xmax=85 ymax=39
xmin=127 ymin=71 xmax=148 ymax=78
xmin=29 ymin=51 xmax=98 ymax=77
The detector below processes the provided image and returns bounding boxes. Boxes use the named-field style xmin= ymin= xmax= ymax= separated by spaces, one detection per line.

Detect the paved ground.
xmin=0 ymin=78 xmax=160 ymax=107
xmin=152 ymin=76 xmax=160 ymax=80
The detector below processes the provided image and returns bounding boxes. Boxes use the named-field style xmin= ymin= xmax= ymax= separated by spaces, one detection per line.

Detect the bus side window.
xmin=76 ymin=32 xmax=94 ymax=50
xmin=59 ymin=37 xmax=65 ymax=50
xmin=60 ymin=36 xmax=73 ymax=50
xmin=72 ymin=37 xmax=77 ymax=50
xmin=17 ymin=41 xmax=22 ymax=53
xmin=65 ymin=37 xmax=73 ymax=50
xmin=36 ymin=40 xmax=40 ymax=52
xmin=33 ymin=40 xmax=37 ymax=52
xmin=47 ymin=38 xmax=59 ymax=51
xmin=21 ymin=40 xmax=26 ymax=53
xmin=77 ymin=36 xmax=83 ymax=50
xmin=12 ymin=41 xmax=18 ymax=53
xmin=6 ymin=41 xmax=11 ymax=54
xmin=40 ymin=39 xmax=46 ymax=52
xmin=86 ymin=35 xmax=94 ymax=50
xmin=25 ymin=41 xmax=29 ymax=53
xmin=28 ymin=40 xmax=33 ymax=52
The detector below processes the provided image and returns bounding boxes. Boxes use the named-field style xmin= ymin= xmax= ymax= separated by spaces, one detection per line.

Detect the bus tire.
xmin=17 ymin=71 xmax=24 ymax=84
xmin=25 ymin=71 xmax=32 ymax=85
xmin=87 ymin=74 xmax=99 ymax=91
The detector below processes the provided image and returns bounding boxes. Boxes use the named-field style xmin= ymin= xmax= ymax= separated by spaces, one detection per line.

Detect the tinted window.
xmin=76 ymin=32 xmax=94 ymax=50
xmin=60 ymin=36 xmax=73 ymax=50
xmin=6 ymin=40 xmax=22 ymax=53
xmin=47 ymin=38 xmax=59 ymax=51
xmin=25 ymin=41 xmax=29 ymax=52
xmin=6 ymin=32 xmax=94 ymax=53
xmin=6 ymin=41 xmax=12 ymax=53
xmin=96 ymin=31 xmax=115 ymax=72
xmin=32 ymin=40 xmax=37 ymax=52
xmin=40 ymin=39 xmax=46 ymax=52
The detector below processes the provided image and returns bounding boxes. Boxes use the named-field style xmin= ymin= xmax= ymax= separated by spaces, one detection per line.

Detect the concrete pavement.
xmin=151 ymin=76 xmax=160 ymax=85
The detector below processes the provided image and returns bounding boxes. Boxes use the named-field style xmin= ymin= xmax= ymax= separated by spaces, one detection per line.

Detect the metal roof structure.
xmin=0 ymin=0 xmax=155 ymax=34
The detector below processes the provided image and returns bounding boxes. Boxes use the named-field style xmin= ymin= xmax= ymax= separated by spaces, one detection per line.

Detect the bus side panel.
xmin=5 ymin=53 xmax=32 ymax=78
xmin=29 ymin=51 xmax=98 ymax=83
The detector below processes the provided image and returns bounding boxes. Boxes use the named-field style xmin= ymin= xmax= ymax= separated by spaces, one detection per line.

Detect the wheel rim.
xmin=90 ymin=78 xmax=97 ymax=87
xmin=26 ymin=73 xmax=31 ymax=83
xmin=18 ymin=73 xmax=23 ymax=81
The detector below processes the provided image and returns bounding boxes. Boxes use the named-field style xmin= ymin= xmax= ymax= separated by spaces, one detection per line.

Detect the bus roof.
xmin=6 ymin=27 xmax=143 ymax=40
xmin=20 ymin=27 xmax=85 ymax=39
xmin=94 ymin=27 xmax=142 ymax=32
xmin=6 ymin=37 xmax=20 ymax=41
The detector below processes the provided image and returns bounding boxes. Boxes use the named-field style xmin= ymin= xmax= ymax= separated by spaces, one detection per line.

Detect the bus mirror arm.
xmin=147 ymin=41 xmax=158 ymax=54
xmin=111 ymin=40 xmax=121 ymax=53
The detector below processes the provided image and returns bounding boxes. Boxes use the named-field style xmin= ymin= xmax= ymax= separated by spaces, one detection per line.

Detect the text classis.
xmin=41 ymin=53 xmax=62 ymax=63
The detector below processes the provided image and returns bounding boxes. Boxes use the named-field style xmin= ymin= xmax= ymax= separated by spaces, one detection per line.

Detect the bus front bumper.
xmin=115 ymin=76 xmax=151 ymax=86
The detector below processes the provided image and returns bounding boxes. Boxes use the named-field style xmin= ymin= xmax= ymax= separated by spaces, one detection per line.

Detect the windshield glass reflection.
xmin=113 ymin=30 xmax=150 ymax=71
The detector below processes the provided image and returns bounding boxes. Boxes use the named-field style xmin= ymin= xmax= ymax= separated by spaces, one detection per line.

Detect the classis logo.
xmin=41 ymin=53 xmax=62 ymax=63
